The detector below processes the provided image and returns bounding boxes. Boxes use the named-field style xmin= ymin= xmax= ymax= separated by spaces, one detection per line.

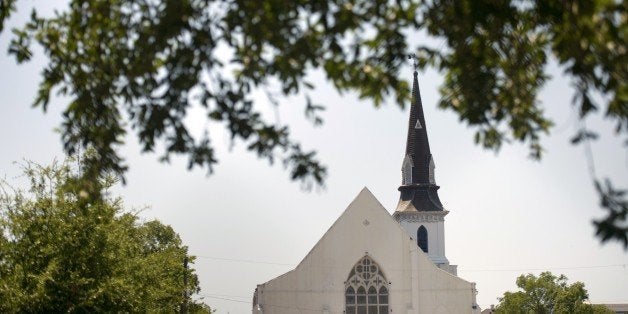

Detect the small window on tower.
xmin=417 ymin=225 xmax=428 ymax=253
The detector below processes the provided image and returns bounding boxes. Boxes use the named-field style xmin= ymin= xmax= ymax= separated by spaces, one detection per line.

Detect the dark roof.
xmin=405 ymin=71 xmax=433 ymax=184
xmin=395 ymin=71 xmax=444 ymax=212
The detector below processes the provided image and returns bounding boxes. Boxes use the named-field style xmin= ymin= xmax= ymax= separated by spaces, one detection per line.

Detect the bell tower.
xmin=393 ymin=71 xmax=457 ymax=275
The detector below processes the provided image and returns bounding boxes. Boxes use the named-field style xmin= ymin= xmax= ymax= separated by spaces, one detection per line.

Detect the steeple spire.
xmin=396 ymin=71 xmax=444 ymax=212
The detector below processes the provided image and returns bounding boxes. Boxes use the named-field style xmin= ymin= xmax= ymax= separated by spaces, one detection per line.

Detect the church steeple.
xmin=393 ymin=70 xmax=453 ymax=272
xmin=396 ymin=71 xmax=444 ymax=212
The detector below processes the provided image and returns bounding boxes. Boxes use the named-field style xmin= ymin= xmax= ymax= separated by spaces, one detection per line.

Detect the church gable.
xmin=295 ymin=187 xmax=406 ymax=270
xmin=253 ymin=188 xmax=477 ymax=313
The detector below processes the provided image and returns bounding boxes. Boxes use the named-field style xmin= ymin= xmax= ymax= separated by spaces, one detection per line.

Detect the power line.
xmin=199 ymin=292 xmax=250 ymax=299
xmin=199 ymin=292 xmax=344 ymax=313
xmin=458 ymin=264 xmax=627 ymax=272
xmin=193 ymin=254 xmax=626 ymax=273
xmin=195 ymin=255 xmax=292 ymax=266
xmin=198 ymin=291 xmax=628 ymax=308
xmin=198 ymin=293 xmax=249 ymax=304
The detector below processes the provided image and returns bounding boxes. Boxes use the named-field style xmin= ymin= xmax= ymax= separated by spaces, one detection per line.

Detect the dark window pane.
xmin=368 ymin=286 xmax=377 ymax=293
xmin=357 ymin=295 xmax=366 ymax=304
xmin=346 ymin=295 xmax=355 ymax=304
xmin=379 ymin=295 xmax=388 ymax=303
xmin=379 ymin=306 xmax=388 ymax=313
xmin=368 ymin=295 xmax=377 ymax=304
xmin=357 ymin=305 xmax=367 ymax=314
xmin=379 ymin=286 xmax=388 ymax=294
xmin=417 ymin=225 xmax=428 ymax=253
xmin=346 ymin=306 xmax=355 ymax=314
xmin=347 ymin=286 xmax=355 ymax=294
xmin=368 ymin=306 xmax=378 ymax=313
xmin=357 ymin=286 xmax=366 ymax=294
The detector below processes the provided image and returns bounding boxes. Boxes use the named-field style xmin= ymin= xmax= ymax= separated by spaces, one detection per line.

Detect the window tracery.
xmin=345 ymin=256 xmax=389 ymax=314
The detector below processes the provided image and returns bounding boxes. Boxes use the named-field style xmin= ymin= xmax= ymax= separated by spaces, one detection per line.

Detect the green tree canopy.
xmin=0 ymin=0 xmax=625 ymax=245
xmin=0 ymin=159 xmax=212 ymax=312
xmin=495 ymin=272 xmax=613 ymax=314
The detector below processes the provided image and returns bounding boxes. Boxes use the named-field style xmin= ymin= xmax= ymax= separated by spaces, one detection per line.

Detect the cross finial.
xmin=408 ymin=53 xmax=418 ymax=72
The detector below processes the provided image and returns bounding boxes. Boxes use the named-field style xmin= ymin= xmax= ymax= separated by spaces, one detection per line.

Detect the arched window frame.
xmin=428 ymin=156 xmax=436 ymax=184
xmin=402 ymin=155 xmax=413 ymax=185
xmin=417 ymin=225 xmax=428 ymax=253
xmin=345 ymin=255 xmax=389 ymax=314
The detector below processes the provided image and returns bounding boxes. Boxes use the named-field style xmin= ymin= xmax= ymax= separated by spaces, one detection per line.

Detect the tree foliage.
xmin=495 ymin=272 xmax=613 ymax=314
xmin=0 ymin=159 xmax=212 ymax=313
xmin=0 ymin=1 xmax=625 ymax=244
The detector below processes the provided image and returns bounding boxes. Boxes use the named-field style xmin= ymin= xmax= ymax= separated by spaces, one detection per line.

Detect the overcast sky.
xmin=1 ymin=2 xmax=626 ymax=313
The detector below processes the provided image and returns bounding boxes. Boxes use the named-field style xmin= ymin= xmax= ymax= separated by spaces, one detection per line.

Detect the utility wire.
xmin=458 ymin=264 xmax=626 ymax=272
xmin=198 ymin=293 xmax=249 ymax=304
xmin=195 ymin=254 xmax=292 ymax=266
xmin=194 ymin=254 xmax=626 ymax=273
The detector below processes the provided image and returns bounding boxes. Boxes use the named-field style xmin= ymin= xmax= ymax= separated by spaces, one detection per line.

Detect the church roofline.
xmin=253 ymin=187 xmax=473 ymax=294
xmin=294 ymin=187 xmax=390 ymax=269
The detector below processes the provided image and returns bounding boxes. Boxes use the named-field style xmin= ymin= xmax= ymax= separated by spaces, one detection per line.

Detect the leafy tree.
xmin=495 ymin=272 xmax=613 ymax=314
xmin=0 ymin=159 xmax=212 ymax=313
xmin=0 ymin=1 xmax=625 ymax=245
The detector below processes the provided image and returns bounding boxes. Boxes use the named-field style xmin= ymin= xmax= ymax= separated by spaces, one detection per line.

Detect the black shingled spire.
xmin=395 ymin=71 xmax=444 ymax=212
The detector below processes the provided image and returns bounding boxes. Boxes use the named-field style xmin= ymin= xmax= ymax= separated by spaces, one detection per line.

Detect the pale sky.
xmin=1 ymin=2 xmax=626 ymax=313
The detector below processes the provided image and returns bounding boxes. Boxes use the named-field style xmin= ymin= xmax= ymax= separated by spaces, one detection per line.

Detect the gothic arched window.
xmin=402 ymin=155 xmax=413 ymax=185
xmin=345 ymin=256 xmax=389 ymax=314
xmin=417 ymin=225 xmax=428 ymax=253
xmin=428 ymin=156 xmax=436 ymax=184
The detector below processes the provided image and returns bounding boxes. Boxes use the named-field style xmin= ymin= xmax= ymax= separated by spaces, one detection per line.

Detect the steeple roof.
xmin=395 ymin=71 xmax=444 ymax=213
xmin=405 ymin=71 xmax=433 ymax=184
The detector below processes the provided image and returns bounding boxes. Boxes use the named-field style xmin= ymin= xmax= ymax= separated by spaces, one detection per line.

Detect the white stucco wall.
xmin=253 ymin=188 xmax=477 ymax=313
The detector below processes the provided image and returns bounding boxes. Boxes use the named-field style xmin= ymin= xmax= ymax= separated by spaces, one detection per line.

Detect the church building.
xmin=252 ymin=72 xmax=479 ymax=313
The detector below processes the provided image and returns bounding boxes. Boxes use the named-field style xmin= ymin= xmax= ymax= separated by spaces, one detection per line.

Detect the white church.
xmin=252 ymin=72 xmax=480 ymax=313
